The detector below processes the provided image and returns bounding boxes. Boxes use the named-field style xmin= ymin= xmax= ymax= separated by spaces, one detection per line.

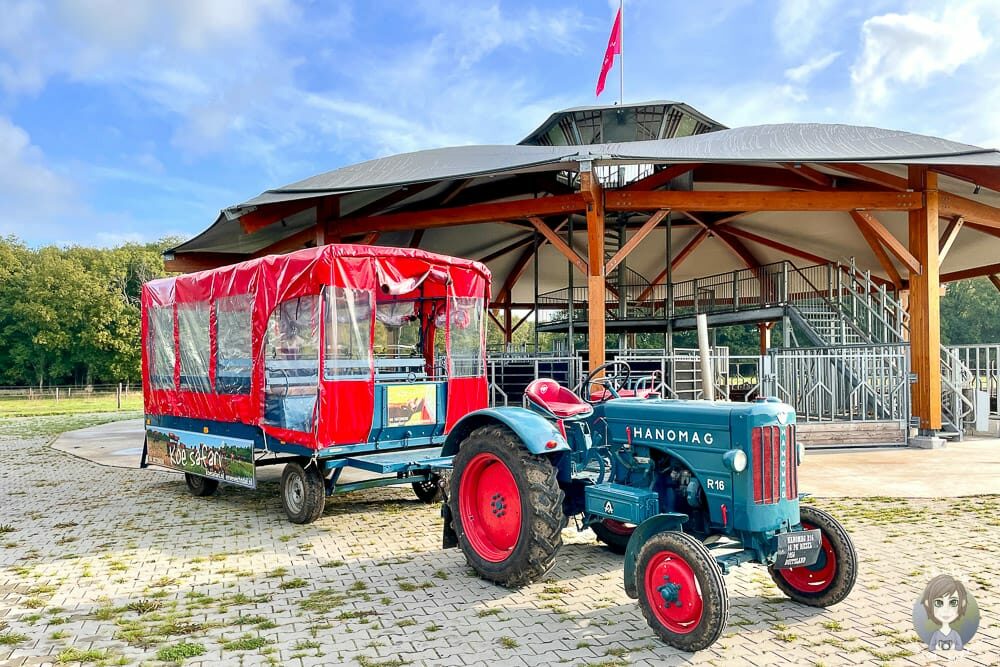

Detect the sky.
xmin=1 ymin=0 xmax=998 ymax=247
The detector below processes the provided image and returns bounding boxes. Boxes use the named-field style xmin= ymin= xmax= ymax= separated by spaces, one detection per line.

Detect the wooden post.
xmin=907 ymin=167 xmax=942 ymax=432
xmin=758 ymin=322 xmax=773 ymax=355
xmin=581 ymin=170 xmax=606 ymax=371
xmin=117 ymin=383 xmax=122 ymax=410
xmin=503 ymin=299 xmax=512 ymax=345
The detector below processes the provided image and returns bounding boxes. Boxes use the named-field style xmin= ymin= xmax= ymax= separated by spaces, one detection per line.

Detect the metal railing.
xmin=486 ymin=355 xmax=584 ymax=407
xmin=765 ymin=344 xmax=910 ymax=425
xmin=947 ymin=345 xmax=1000 ymax=418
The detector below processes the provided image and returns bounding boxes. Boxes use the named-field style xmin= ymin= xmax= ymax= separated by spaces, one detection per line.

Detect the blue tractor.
xmin=442 ymin=361 xmax=857 ymax=652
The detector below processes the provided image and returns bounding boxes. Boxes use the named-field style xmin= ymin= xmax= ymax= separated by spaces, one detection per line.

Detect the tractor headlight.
xmin=797 ymin=442 xmax=806 ymax=464
xmin=723 ymin=449 xmax=748 ymax=473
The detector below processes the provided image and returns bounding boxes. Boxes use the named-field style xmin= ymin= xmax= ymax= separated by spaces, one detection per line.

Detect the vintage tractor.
xmin=442 ymin=361 xmax=857 ymax=651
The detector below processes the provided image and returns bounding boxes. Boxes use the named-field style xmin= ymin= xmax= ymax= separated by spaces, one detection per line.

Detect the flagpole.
xmin=619 ymin=0 xmax=624 ymax=106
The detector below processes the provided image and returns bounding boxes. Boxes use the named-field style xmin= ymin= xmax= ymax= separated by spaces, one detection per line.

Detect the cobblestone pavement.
xmin=1 ymin=431 xmax=999 ymax=667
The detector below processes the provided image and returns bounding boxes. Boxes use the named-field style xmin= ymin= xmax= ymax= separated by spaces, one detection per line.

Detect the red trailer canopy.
xmin=141 ymin=245 xmax=491 ymax=449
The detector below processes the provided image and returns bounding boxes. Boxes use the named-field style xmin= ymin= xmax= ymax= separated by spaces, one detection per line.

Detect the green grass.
xmin=221 ymin=634 xmax=269 ymax=651
xmin=56 ymin=648 xmax=110 ymax=664
xmin=0 ymin=411 xmax=143 ymax=437
xmin=0 ymin=631 xmax=29 ymax=646
xmin=157 ymin=642 xmax=206 ymax=664
xmin=0 ymin=394 xmax=143 ymax=417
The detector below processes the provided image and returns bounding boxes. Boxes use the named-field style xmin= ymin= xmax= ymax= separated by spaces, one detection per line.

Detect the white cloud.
xmin=773 ymin=0 xmax=838 ymax=56
xmin=851 ymin=4 xmax=992 ymax=107
xmin=785 ymin=51 xmax=841 ymax=84
xmin=0 ymin=116 xmax=76 ymax=232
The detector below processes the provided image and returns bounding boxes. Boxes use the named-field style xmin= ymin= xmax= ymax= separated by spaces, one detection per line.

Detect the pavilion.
xmin=165 ymin=101 xmax=1000 ymax=443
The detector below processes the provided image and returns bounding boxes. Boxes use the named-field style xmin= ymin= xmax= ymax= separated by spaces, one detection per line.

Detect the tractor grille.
xmin=785 ymin=425 xmax=798 ymax=500
xmin=751 ymin=425 xmax=793 ymax=504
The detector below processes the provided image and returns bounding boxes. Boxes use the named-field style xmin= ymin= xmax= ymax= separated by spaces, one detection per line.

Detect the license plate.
xmin=772 ymin=529 xmax=822 ymax=569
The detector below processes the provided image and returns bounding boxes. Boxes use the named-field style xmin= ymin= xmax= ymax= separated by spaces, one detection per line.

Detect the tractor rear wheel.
xmin=449 ymin=424 xmax=565 ymax=587
xmin=592 ymin=519 xmax=635 ymax=554
xmin=185 ymin=473 xmax=218 ymax=497
xmin=636 ymin=531 xmax=729 ymax=652
xmin=768 ymin=505 xmax=857 ymax=607
xmin=281 ymin=462 xmax=326 ymax=524
xmin=412 ymin=475 xmax=443 ymax=504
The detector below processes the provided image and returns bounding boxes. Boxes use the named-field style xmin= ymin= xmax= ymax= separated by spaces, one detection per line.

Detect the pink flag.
xmin=596 ymin=7 xmax=622 ymax=97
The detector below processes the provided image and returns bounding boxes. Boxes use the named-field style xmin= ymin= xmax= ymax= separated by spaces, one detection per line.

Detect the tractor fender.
xmin=442 ymin=407 xmax=570 ymax=457
xmin=623 ymin=512 xmax=690 ymax=599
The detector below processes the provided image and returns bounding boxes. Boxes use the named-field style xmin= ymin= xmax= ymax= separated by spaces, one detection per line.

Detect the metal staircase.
xmin=782 ymin=261 xmax=973 ymax=439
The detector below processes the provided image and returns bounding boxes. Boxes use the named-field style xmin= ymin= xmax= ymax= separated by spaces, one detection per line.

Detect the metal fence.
xmin=947 ymin=344 xmax=1000 ymax=418
xmin=486 ymin=356 xmax=584 ymax=407
xmin=764 ymin=344 xmax=910 ymax=424
xmin=0 ymin=383 xmax=139 ymax=401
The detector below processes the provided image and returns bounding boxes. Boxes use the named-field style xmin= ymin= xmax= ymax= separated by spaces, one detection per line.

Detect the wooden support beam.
xmin=582 ymin=171 xmax=607 ymax=370
xmin=409 ymin=229 xmax=425 ymax=249
xmin=605 ymin=189 xmax=922 ymax=213
xmin=336 ymin=193 xmax=585 ymax=234
xmin=989 ymin=275 xmax=1000 ymax=293
xmin=238 ymin=200 xmax=320 ymax=234
xmin=314 ymin=197 xmax=341 ymax=245
xmin=939 ymin=193 xmax=1000 ymax=229
xmin=163 ymin=252 xmax=247 ymax=273
xmin=938 ymin=216 xmax=964 ymax=265
xmin=824 ymin=163 xmax=1000 ymax=229
xmin=850 ymin=212 xmax=903 ymax=288
xmin=822 ymin=163 xmax=906 ymax=190
xmin=721 ymin=226 xmax=833 ymax=266
xmin=498 ymin=220 xmax=567 ymax=301
xmin=637 ymin=229 xmax=709 ymax=302
xmin=624 ymin=164 xmax=698 ymax=191
xmin=605 ymin=209 xmax=669 ymax=273
xmin=511 ymin=309 xmax=534 ymax=334
xmin=779 ymin=163 xmax=834 ymax=187
xmin=487 ymin=309 xmax=504 ymax=331
xmin=907 ymin=167 xmax=942 ymax=431
xmin=347 ymin=182 xmax=436 ymax=219
xmin=527 ymin=217 xmax=587 ymax=275
xmin=680 ymin=211 xmax=760 ymax=271
xmin=359 ymin=231 xmax=380 ymax=245
xmin=941 ymin=262 xmax=1000 ymax=282
xmin=850 ymin=211 xmax=921 ymax=275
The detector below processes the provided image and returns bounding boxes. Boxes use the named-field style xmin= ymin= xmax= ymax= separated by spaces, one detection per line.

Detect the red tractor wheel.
xmin=449 ymin=424 xmax=565 ymax=587
xmin=591 ymin=519 xmax=635 ymax=554
xmin=769 ymin=505 xmax=857 ymax=607
xmin=636 ymin=531 xmax=729 ymax=652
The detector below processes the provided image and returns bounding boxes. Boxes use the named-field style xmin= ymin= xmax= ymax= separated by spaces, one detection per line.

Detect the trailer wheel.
xmin=281 ymin=462 xmax=326 ymax=524
xmin=592 ymin=519 xmax=635 ymax=554
xmin=449 ymin=424 xmax=565 ymax=588
xmin=637 ymin=531 xmax=729 ymax=652
xmin=412 ymin=475 xmax=443 ymax=504
xmin=769 ymin=505 xmax=857 ymax=607
xmin=185 ymin=473 xmax=218 ymax=497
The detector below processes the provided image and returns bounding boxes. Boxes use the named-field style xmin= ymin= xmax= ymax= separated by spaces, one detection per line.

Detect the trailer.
xmin=140 ymin=244 xmax=491 ymax=522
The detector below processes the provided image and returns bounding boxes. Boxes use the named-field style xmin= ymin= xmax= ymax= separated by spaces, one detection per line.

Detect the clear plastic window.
xmin=216 ymin=295 xmax=253 ymax=394
xmin=263 ymin=295 xmax=320 ymax=432
xmin=449 ymin=296 xmax=484 ymax=377
xmin=324 ymin=287 xmax=372 ymax=379
xmin=178 ymin=303 xmax=211 ymax=392
xmin=148 ymin=305 xmax=175 ymax=390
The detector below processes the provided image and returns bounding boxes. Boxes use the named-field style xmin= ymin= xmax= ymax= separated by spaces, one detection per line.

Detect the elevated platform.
xmin=536 ymin=306 xmax=786 ymax=334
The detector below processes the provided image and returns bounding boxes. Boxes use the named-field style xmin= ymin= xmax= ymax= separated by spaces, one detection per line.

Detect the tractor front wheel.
xmin=636 ymin=531 xmax=729 ymax=652
xmin=185 ymin=473 xmax=218 ymax=497
xmin=592 ymin=519 xmax=635 ymax=554
xmin=281 ymin=462 xmax=326 ymax=524
xmin=449 ymin=424 xmax=565 ymax=587
xmin=769 ymin=505 xmax=857 ymax=607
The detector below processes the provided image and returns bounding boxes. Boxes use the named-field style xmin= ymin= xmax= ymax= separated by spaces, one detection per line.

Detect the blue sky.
xmin=1 ymin=0 xmax=998 ymax=247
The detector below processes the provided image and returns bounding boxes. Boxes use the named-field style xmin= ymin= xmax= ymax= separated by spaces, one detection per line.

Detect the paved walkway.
xmin=51 ymin=419 xmax=1000 ymax=497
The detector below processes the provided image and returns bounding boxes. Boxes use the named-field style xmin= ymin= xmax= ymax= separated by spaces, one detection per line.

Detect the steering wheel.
xmin=580 ymin=361 xmax=632 ymax=404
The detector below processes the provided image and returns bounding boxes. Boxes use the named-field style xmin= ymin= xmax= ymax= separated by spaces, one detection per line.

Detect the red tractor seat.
xmin=524 ymin=378 xmax=593 ymax=419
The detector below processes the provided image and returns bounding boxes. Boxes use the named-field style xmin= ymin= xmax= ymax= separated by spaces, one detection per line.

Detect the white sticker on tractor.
xmin=604 ymin=501 xmax=614 ymax=514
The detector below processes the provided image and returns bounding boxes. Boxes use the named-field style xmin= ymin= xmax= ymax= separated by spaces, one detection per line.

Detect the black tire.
xmin=592 ymin=519 xmax=635 ymax=555
xmin=768 ymin=505 xmax=857 ymax=607
xmin=636 ymin=531 xmax=729 ymax=652
xmin=449 ymin=424 xmax=565 ymax=588
xmin=185 ymin=473 xmax=219 ymax=497
xmin=281 ymin=462 xmax=326 ymax=524
xmin=412 ymin=475 xmax=443 ymax=504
